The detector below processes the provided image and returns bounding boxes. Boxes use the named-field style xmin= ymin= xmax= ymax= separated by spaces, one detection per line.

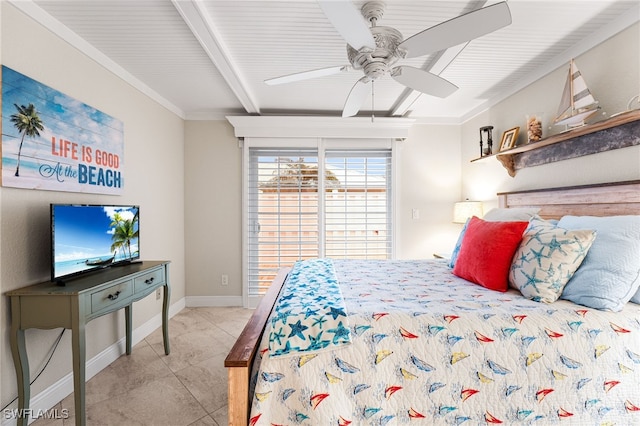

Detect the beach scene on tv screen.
xmin=54 ymin=205 xmax=139 ymax=279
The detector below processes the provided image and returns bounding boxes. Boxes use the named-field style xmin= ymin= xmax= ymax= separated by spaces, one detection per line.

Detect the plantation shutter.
xmin=247 ymin=148 xmax=319 ymax=296
xmin=324 ymin=149 xmax=392 ymax=259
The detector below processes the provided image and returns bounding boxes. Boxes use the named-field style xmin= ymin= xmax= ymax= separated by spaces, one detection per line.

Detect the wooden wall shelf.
xmin=471 ymin=109 xmax=640 ymax=176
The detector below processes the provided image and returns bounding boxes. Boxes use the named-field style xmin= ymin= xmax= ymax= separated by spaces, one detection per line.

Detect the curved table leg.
xmin=9 ymin=304 xmax=30 ymax=426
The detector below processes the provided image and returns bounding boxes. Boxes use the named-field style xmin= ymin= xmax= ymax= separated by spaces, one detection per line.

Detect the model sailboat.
xmin=554 ymin=59 xmax=600 ymax=128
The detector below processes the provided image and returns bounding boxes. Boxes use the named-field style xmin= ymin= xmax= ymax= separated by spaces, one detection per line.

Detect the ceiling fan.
xmin=265 ymin=0 xmax=512 ymax=117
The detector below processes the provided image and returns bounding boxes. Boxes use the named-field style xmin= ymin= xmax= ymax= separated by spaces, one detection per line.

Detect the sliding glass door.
xmin=244 ymin=140 xmax=394 ymax=304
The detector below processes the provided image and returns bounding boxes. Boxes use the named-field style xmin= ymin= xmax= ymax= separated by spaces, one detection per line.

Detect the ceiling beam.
xmin=172 ymin=0 xmax=260 ymax=114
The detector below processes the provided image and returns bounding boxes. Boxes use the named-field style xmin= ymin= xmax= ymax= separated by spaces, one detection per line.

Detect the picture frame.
xmin=499 ymin=126 xmax=519 ymax=151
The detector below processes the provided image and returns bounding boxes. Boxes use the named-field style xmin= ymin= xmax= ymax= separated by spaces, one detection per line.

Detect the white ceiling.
xmin=15 ymin=0 xmax=640 ymax=122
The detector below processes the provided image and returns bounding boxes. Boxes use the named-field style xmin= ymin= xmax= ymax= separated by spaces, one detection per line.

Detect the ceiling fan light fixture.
xmin=347 ymin=26 xmax=404 ymax=80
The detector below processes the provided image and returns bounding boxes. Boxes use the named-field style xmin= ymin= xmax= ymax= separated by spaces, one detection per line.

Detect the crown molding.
xmin=226 ymin=116 xmax=415 ymax=138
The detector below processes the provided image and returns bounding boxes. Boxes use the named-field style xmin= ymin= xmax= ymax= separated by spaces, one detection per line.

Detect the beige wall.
xmin=1 ymin=2 xmax=185 ymax=409
xmin=397 ymin=124 xmax=462 ymax=258
xmin=461 ymin=23 xmax=640 ymax=206
xmin=184 ymin=121 xmax=242 ymax=300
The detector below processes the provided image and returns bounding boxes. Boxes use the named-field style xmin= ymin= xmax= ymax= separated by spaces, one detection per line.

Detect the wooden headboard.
xmin=497 ymin=180 xmax=640 ymax=220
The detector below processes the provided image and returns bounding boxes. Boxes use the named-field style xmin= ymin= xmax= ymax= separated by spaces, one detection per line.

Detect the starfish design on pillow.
xmin=520 ymin=268 xmax=545 ymax=292
xmin=546 ymin=235 xmax=571 ymax=256
xmin=571 ymin=236 xmax=593 ymax=261
xmin=513 ymin=252 xmax=529 ymax=268
xmin=509 ymin=217 xmax=597 ymax=303
xmin=529 ymin=246 xmax=551 ymax=268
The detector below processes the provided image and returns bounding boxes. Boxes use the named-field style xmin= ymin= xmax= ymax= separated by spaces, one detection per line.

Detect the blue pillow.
xmin=557 ymin=215 xmax=640 ymax=311
xmin=449 ymin=218 xmax=470 ymax=268
xmin=632 ymin=289 xmax=640 ymax=304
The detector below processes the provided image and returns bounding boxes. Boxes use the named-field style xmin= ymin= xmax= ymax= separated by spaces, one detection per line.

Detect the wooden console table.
xmin=6 ymin=260 xmax=171 ymax=426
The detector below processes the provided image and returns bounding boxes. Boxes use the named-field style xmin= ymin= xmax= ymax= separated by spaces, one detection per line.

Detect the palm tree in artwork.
xmin=110 ymin=210 xmax=139 ymax=260
xmin=10 ymin=103 xmax=45 ymax=176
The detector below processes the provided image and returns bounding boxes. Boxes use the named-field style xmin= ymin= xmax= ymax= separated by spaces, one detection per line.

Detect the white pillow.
xmin=483 ymin=207 xmax=540 ymax=222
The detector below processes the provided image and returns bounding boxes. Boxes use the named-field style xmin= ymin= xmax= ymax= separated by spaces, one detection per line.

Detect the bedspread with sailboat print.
xmin=250 ymin=259 xmax=640 ymax=425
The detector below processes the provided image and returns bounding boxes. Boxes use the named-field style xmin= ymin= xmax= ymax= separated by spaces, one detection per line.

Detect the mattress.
xmin=249 ymin=258 xmax=640 ymax=425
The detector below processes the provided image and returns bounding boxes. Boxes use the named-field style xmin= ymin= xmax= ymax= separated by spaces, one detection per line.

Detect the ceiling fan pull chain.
xmin=371 ymin=80 xmax=375 ymax=122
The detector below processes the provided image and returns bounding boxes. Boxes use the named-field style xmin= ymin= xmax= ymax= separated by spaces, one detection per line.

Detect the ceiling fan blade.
xmin=318 ymin=0 xmax=375 ymax=50
xmin=391 ymin=66 xmax=458 ymax=98
xmin=399 ymin=1 xmax=512 ymax=59
xmin=342 ymin=78 xmax=371 ymax=117
xmin=265 ymin=65 xmax=349 ymax=85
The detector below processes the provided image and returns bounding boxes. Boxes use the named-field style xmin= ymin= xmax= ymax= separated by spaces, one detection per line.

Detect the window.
xmin=244 ymin=140 xmax=395 ymax=304
xmin=324 ymin=149 xmax=392 ymax=259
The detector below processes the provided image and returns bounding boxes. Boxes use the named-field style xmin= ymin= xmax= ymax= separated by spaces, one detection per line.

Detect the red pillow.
xmin=452 ymin=216 xmax=528 ymax=291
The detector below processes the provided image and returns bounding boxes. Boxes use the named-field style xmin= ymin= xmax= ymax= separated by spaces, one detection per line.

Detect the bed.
xmin=225 ymin=180 xmax=640 ymax=425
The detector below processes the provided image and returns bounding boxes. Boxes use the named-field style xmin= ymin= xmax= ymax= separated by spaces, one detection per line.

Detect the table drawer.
xmin=134 ymin=267 xmax=165 ymax=293
xmin=90 ymin=281 xmax=133 ymax=314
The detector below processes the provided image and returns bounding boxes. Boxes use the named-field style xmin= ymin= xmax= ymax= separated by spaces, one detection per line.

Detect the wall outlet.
xmin=155 ymin=288 xmax=162 ymax=300
xmin=221 ymin=274 xmax=229 ymax=286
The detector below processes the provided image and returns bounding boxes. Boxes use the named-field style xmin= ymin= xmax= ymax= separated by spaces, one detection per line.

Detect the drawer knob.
xmin=107 ymin=291 xmax=121 ymax=301
xmin=145 ymin=277 xmax=155 ymax=285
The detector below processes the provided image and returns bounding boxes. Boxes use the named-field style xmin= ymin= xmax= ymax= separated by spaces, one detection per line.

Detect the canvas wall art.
xmin=1 ymin=65 xmax=124 ymax=195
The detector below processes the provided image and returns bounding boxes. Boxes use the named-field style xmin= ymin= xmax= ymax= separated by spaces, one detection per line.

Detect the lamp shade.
xmin=453 ymin=201 xmax=483 ymax=223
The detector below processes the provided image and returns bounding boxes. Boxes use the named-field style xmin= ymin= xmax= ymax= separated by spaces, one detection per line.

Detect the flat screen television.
xmin=51 ymin=204 xmax=140 ymax=283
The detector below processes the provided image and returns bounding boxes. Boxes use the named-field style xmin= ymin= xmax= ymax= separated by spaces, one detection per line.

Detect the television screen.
xmin=51 ymin=204 xmax=140 ymax=282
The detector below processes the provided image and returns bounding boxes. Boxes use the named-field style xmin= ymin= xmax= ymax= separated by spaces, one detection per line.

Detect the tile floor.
xmin=33 ymin=307 xmax=253 ymax=426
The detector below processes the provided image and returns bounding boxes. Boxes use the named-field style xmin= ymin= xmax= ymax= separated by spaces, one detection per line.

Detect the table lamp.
xmin=453 ymin=200 xmax=483 ymax=223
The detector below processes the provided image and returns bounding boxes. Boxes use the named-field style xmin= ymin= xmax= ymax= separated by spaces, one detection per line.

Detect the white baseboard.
xmin=185 ymin=295 xmax=243 ymax=307
xmin=1 ymin=298 xmax=186 ymax=426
